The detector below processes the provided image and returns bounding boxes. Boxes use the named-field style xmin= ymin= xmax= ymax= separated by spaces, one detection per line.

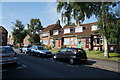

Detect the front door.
xmin=78 ymin=38 xmax=82 ymax=48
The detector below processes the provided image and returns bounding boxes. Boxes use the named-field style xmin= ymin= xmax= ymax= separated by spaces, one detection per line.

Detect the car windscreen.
xmin=38 ymin=47 xmax=45 ymax=50
xmin=0 ymin=47 xmax=14 ymax=54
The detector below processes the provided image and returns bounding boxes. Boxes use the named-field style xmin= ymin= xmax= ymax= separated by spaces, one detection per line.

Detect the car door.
xmin=58 ymin=48 xmax=67 ymax=59
xmin=65 ymin=49 xmax=75 ymax=59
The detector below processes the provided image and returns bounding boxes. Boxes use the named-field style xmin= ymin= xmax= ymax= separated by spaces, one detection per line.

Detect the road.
xmin=1 ymin=49 xmax=120 ymax=79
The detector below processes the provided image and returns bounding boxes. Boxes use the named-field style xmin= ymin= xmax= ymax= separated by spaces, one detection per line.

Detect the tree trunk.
xmin=103 ymin=36 xmax=109 ymax=58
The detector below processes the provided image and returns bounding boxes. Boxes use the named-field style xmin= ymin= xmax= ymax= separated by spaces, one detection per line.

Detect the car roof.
xmin=0 ymin=46 xmax=11 ymax=48
xmin=32 ymin=45 xmax=44 ymax=47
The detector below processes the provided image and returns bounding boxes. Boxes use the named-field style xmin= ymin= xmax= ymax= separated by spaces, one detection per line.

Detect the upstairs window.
xmin=53 ymin=30 xmax=58 ymax=35
xmin=91 ymin=25 xmax=98 ymax=31
xmin=64 ymin=28 xmax=70 ymax=34
xmin=75 ymin=26 xmax=83 ymax=32
xmin=42 ymin=32 xmax=48 ymax=37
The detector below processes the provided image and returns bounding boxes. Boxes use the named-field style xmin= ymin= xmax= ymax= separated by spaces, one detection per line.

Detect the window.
xmin=67 ymin=49 xmax=74 ymax=52
xmin=75 ymin=26 xmax=83 ymax=32
xmin=38 ymin=47 xmax=45 ymax=50
xmin=64 ymin=38 xmax=77 ymax=45
xmin=64 ymin=38 xmax=70 ymax=45
xmin=93 ymin=38 xmax=101 ymax=44
xmin=42 ymin=32 xmax=48 ymax=36
xmin=60 ymin=48 xmax=67 ymax=52
xmin=91 ymin=25 xmax=98 ymax=31
xmin=53 ymin=30 xmax=58 ymax=35
xmin=64 ymin=28 xmax=70 ymax=34
xmin=42 ymin=40 xmax=48 ymax=45
xmin=70 ymin=29 xmax=73 ymax=32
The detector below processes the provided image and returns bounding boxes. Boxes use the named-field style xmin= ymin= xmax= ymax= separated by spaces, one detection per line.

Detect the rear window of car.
xmin=76 ymin=49 xmax=86 ymax=53
xmin=0 ymin=47 xmax=14 ymax=53
xmin=38 ymin=47 xmax=45 ymax=50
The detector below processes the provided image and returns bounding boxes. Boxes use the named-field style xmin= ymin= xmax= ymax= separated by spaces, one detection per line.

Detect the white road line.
xmin=16 ymin=64 xmax=27 ymax=70
xmin=0 ymin=69 xmax=7 ymax=72
xmin=66 ymin=65 xmax=74 ymax=67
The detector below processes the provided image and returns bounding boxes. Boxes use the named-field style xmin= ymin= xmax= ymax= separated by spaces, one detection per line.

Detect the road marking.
xmin=0 ymin=69 xmax=7 ymax=72
xmin=57 ymin=62 xmax=63 ymax=64
xmin=66 ymin=65 xmax=74 ymax=67
xmin=16 ymin=63 xmax=27 ymax=70
xmin=92 ymin=64 xmax=119 ymax=72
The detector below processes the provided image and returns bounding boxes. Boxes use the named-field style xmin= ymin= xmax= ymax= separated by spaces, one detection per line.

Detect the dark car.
xmin=27 ymin=45 xmax=52 ymax=57
xmin=0 ymin=46 xmax=18 ymax=65
xmin=52 ymin=48 xmax=87 ymax=64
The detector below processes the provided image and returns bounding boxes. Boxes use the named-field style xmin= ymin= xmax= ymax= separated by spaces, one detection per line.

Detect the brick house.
xmin=23 ymin=35 xmax=31 ymax=45
xmin=0 ymin=26 xmax=8 ymax=46
xmin=40 ymin=21 xmax=102 ymax=50
xmin=40 ymin=20 xmax=62 ymax=49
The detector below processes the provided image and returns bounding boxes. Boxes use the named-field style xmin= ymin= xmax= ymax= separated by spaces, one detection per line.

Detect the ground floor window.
xmin=64 ymin=38 xmax=77 ymax=45
xmin=42 ymin=40 xmax=48 ymax=45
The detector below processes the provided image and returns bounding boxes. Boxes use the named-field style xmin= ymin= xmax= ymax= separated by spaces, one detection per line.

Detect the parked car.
xmin=0 ymin=46 xmax=18 ymax=65
xmin=28 ymin=45 xmax=52 ymax=57
xmin=20 ymin=45 xmax=32 ymax=54
xmin=52 ymin=48 xmax=87 ymax=64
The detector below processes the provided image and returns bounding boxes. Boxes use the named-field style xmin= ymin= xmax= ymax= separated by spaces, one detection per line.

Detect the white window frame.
xmin=75 ymin=26 xmax=83 ymax=32
xmin=64 ymin=28 xmax=70 ymax=34
xmin=91 ymin=25 xmax=98 ymax=31
xmin=53 ymin=30 xmax=58 ymax=35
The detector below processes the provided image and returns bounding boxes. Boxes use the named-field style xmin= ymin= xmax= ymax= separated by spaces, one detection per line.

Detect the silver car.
xmin=0 ymin=46 xmax=18 ymax=65
xmin=29 ymin=45 xmax=52 ymax=57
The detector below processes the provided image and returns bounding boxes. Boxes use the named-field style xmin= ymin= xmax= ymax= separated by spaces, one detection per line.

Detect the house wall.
xmin=23 ymin=35 xmax=31 ymax=45
xmin=40 ymin=32 xmax=50 ymax=46
xmin=0 ymin=26 xmax=8 ymax=46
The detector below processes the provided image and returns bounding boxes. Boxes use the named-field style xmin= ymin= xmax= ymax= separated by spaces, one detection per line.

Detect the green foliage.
xmin=27 ymin=18 xmax=43 ymax=35
xmin=61 ymin=45 xmax=66 ymax=48
xmin=27 ymin=19 xmax=43 ymax=44
xmin=57 ymin=2 xmax=117 ymax=24
xmin=49 ymin=49 xmax=61 ymax=53
xmin=64 ymin=23 xmax=75 ymax=27
xmin=97 ymin=12 xmax=120 ymax=44
xmin=14 ymin=45 xmax=19 ymax=49
xmin=12 ymin=20 xmax=27 ymax=44
xmin=28 ymin=34 xmax=40 ymax=44
xmin=45 ymin=46 xmax=51 ymax=50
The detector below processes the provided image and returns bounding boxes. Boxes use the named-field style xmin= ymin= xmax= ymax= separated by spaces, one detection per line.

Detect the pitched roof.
xmin=41 ymin=24 xmax=61 ymax=33
xmin=51 ymin=22 xmax=97 ymax=39
xmin=0 ymin=26 xmax=8 ymax=34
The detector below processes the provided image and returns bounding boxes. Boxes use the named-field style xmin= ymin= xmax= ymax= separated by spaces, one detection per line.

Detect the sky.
xmin=1 ymin=1 xmax=119 ymax=35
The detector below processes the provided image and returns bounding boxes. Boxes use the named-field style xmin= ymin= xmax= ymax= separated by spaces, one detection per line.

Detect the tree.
xmin=57 ymin=2 xmax=118 ymax=58
xmin=27 ymin=19 xmax=43 ymax=44
xmin=12 ymin=20 xmax=27 ymax=46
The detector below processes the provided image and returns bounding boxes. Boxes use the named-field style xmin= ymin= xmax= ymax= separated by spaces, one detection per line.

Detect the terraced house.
xmin=40 ymin=21 xmax=102 ymax=51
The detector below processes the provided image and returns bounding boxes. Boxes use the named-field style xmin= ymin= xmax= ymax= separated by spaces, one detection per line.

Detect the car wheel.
xmin=70 ymin=58 xmax=76 ymax=65
xmin=28 ymin=52 xmax=31 ymax=55
xmin=24 ymin=51 xmax=27 ymax=54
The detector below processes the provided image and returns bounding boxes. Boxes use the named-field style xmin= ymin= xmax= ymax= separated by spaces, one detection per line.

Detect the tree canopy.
xmin=12 ymin=20 xmax=27 ymax=44
xmin=27 ymin=19 xmax=43 ymax=44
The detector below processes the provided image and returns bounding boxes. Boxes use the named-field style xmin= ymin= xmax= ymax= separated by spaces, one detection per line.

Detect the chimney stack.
xmin=76 ymin=21 xmax=81 ymax=26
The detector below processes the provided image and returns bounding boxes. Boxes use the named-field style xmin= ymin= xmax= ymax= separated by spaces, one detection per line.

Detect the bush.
xmin=61 ymin=45 xmax=66 ymax=48
xmin=14 ymin=45 xmax=19 ymax=49
xmin=45 ymin=46 xmax=51 ymax=50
